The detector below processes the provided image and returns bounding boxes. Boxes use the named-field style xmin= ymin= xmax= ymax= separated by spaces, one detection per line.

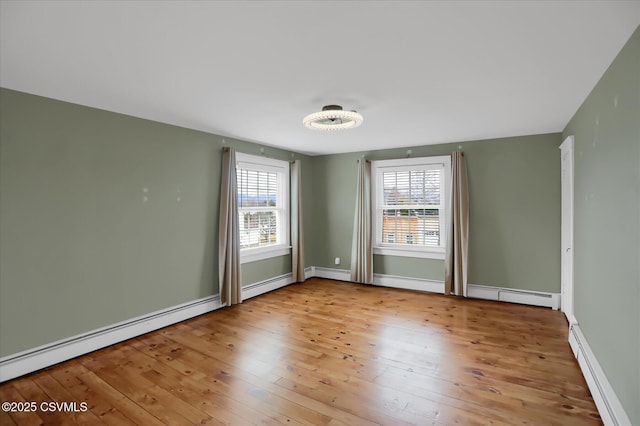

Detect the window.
xmin=236 ymin=153 xmax=290 ymax=263
xmin=372 ymin=156 xmax=451 ymax=259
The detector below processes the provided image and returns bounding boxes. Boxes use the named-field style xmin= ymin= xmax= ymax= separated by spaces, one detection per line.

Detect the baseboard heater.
xmin=467 ymin=284 xmax=560 ymax=310
xmin=568 ymin=323 xmax=631 ymax=425
xmin=0 ymin=294 xmax=222 ymax=382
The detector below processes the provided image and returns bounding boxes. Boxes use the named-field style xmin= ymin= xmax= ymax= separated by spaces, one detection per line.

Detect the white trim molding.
xmin=371 ymin=156 xmax=451 ymax=261
xmin=372 ymin=273 xmax=444 ymax=293
xmin=568 ymin=324 xmax=631 ymax=426
xmin=467 ymin=283 xmax=560 ymax=310
xmin=373 ymin=246 xmax=445 ymax=260
xmin=311 ymin=269 xmax=560 ymax=310
xmin=0 ymin=271 xmax=305 ymax=383
xmin=236 ymin=152 xmax=291 ymax=263
xmin=0 ymin=294 xmax=223 ymax=382
xmin=313 ymin=267 xmax=446 ymax=294
xmin=242 ymin=272 xmax=294 ymax=300
xmin=304 ymin=266 xmax=316 ymax=280
xmin=313 ymin=266 xmax=352 ymax=281
xmin=240 ymin=245 xmax=291 ymax=264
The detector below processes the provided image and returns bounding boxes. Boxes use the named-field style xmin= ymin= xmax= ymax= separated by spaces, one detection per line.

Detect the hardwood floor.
xmin=0 ymin=278 xmax=601 ymax=425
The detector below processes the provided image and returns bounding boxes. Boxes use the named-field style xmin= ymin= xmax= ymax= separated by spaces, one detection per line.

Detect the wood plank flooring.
xmin=0 ymin=278 xmax=601 ymax=425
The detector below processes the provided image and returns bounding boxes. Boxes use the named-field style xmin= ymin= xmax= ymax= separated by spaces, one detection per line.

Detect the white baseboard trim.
xmin=0 ymin=270 xmax=304 ymax=383
xmin=568 ymin=324 xmax=631 ymax=426
xmin=468 ymin=283 xmax=560 ymax=310
xmin=0 ymin=294 xmax=223 ymax=383
xmin=313 ymin=266 xmax=351 ymax=281
xmin=312 ymin=267 xmax=445 ymax=294
xmin=242 ymin=273 xmax=293 ymax=300
xmin=304 ymin=266 xmax=315 ymax=280
xmin=372 ymin=273 xmax=445 ymax=294
xmin=311 ymin=269 xmax=560 ymax=309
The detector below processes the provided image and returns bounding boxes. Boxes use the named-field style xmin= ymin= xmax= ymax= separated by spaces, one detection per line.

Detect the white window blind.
xmin=372 ymin=156 xmax=451 ymax=260
xmin=237 ymin=169 xmax=279 ymax=249
xmin=381 ymin=168 xmax=443 ymax=247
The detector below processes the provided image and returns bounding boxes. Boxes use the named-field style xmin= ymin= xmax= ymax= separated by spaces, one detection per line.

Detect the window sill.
xmin=373 ymin=246 xmax=445 ymax=260
xmin=240 ymin=245 xmax=291 ymax=264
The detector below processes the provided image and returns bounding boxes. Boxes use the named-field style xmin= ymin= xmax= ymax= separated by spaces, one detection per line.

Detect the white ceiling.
xmin=1 ymin=1 xmax=639 ymax=155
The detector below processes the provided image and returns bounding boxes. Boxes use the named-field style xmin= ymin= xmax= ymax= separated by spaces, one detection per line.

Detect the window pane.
xmin=382 ymin=208 xmax=440 ymax=246
xmin=238 ymin=211 xmax=278 ymax=249
xmin=382 ymin=169 xmax=440 ymax=206
xmin=237 ymin=169 xmax=278 ymax=208
xmin=237 ymin=166 xmax=280 ymax=249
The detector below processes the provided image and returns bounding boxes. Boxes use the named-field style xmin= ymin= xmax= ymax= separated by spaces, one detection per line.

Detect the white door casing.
xmin=560 ymin=135 xmax=576 ymax=325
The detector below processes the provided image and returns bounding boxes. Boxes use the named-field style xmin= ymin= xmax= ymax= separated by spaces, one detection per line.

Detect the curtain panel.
xmin=291 ymin=160 xmax=306 ymax=282
xmin=350 ymin=159 xmax=373 ymax=284
xmin=445 ymin=151 xmax=469 ymax=296
xmin=218 ymin=146 xmax=242 ymax=306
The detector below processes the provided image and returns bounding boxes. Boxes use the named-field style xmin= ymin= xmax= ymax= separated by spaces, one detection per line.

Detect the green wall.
xmin=563 ymin=27 xmax=639 ymax=425
xmin=309 ymin=134 xmax=562 ymax=292
xmin=0 ymin=88 xmax=310 ymax=356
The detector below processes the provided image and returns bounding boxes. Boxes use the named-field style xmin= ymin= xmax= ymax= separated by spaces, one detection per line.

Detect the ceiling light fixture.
xmin=303 ymin=105 xmax=363 ymax=131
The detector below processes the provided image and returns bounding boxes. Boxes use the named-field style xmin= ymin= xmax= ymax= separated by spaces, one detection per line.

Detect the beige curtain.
xmin=291 ymin=160 xmax=306 ymax=282
xmin=218 ymin=146 xmax=242 ymax=306
xmin=445 ymin=151 xmax=469 ymax=296
xmin=350 ymin=159 xmax=373 ymax=284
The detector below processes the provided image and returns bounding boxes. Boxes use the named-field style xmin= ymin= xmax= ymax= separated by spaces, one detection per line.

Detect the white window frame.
xmin=371 ymin=155 xmax=451 ymax=260
xmin=236 ymin=152 xmax=290 ymax=264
